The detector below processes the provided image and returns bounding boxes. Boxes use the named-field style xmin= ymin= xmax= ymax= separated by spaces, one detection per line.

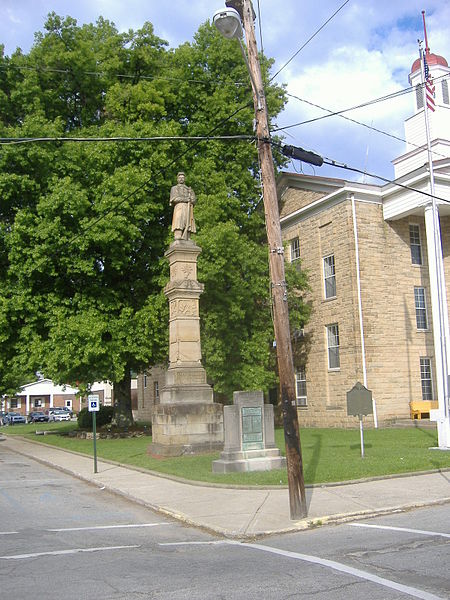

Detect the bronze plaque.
xmin=241 ymin=406 xmax=264 ymax=450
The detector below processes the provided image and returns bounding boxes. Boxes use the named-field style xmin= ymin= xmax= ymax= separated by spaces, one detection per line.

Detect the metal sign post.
xmin=359 ymin=415 xmax=365 ymax=458
xmin=347 ymin=382 xmax=373 ymax=459
xmin=88 ymin=394 xmax=100 ymax=473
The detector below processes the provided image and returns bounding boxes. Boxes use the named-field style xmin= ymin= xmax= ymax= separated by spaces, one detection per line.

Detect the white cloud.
xmin=0 ymin=0 xmax=448 ymax=182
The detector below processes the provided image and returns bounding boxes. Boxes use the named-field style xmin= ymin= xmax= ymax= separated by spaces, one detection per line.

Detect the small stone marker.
xmin=347 ymin=382 xmax=373 ymax=458
xmin=212 ymin=391 xmax=285 ymax=473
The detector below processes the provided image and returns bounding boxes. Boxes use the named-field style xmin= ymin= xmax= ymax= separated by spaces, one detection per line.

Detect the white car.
xmin=48 ymin=409 xmax=71 ymax=422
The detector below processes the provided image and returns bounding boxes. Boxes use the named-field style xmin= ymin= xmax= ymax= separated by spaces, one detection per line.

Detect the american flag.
xmin=423 ymin=55 xmax=435 ymax=112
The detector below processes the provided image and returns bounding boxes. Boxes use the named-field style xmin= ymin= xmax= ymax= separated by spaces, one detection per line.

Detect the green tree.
xmin=0 ymin=15 xmax=310 ymax=422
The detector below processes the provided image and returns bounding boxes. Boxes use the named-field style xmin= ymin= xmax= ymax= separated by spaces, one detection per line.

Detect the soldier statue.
xmin=170 ymin=172 xmax=196 ymax=240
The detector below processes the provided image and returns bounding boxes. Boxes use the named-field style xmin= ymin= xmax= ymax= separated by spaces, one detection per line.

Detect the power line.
xmin=273 ymin=86 xmax=414 ymax=132
xmin=0 ymin=63 xmax=248 ymax=88
xmin=322 ymin=155 xmax=450 ymax=205
xmin=270 ymin=0 xmax=351 ymax=81
xmin=269 ymin=139 xmax=450 ymax=206
xmin=284 ymin=92 xmax=449 ymax=162
xmin=68 ymin=101 xmax=254 ymax=243
xmin=0 ymin=135 xmax=255 ymax=146
xmin=273 ymin=73 xmax=450 ymax=133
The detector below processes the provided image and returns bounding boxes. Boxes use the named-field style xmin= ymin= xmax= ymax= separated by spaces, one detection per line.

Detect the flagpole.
xmin=418 ymin=38 xmax=450 ymax=449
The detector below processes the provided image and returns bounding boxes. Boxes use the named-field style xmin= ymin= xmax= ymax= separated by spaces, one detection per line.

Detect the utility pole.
xmin=225 ymin=0 xmax=307 ymax=519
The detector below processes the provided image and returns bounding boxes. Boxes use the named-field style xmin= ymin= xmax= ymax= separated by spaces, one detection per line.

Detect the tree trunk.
xmin=112 ymin=371 xmax=134 ymax=427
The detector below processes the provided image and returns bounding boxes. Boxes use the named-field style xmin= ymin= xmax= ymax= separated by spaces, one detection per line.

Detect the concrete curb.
xmin=9 ymin=440 xmax=450 ymax=540
xmin=3 ymin=433 xmax=450 ymax=490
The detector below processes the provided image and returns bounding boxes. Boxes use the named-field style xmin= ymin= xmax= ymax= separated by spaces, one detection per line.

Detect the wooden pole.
xmin=231 ymin=0 xmax=307 ymax=519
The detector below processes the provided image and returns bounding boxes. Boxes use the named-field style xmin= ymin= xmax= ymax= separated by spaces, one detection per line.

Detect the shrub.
xmin=77 ymin=405 xmax=114 ymax=430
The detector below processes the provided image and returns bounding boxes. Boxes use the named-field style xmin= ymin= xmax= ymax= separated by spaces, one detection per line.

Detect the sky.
xmin=1 ymin=0 xmax=449 ymax=183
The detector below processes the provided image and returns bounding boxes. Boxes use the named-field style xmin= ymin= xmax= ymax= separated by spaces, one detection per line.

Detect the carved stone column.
xmin=149 ymin=239 xmax=223 ymax=456
xmin=161 ymin=239 xmax=213 ymax=404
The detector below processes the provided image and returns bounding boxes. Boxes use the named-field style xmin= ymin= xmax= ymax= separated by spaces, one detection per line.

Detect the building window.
xmin=154 ymin=381 xmax=160 ymax=402
xmin=294 ymin=368 xmax=307 ymax=407
xmin=144 ymin=372 xmax=147 ymax=388
xmin=443 ymin=80 xmax=449 ymax=105
xmin=290 ymin=238 xmax=300 ymax=261
xmin=323 ymin=254 xmax=336 ymax=298
xmin=327 ymin=324 xmax=340 ymax=370
xmin=409 ymin=224 xmax=422 ymax=265
xmin=416 ymin=84 xmax=424 ymax=109
xmin=420 ymin=358 xmax=433 ymax=400
xmin=34 ymin=398 xmax=43 ymax=408
xmin=10 ymin=398 xmax=19 ymax=409
xmin=414 ymin=287 xmax=428 ymax=330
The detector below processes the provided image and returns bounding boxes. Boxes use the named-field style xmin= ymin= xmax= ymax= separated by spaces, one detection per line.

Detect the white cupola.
xmin=393 ymin=43 xmax=450 ymax=178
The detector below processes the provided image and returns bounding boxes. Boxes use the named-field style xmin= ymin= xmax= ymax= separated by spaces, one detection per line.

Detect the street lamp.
xmin=212 ymin=8 xmax=243 ymax=39
xmin=213 ymin=8 xmax=261 ymax=110
xmin=214 ymin=0 xmax=307 ymax=520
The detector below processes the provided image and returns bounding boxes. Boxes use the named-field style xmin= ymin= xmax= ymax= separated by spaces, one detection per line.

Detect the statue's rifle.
xmin=183 ymin=188 xmax=192 ymax=240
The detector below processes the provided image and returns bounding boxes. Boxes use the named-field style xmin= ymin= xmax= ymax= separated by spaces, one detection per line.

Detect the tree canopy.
xmin=0 ymin=14 xmax=310 ymax=422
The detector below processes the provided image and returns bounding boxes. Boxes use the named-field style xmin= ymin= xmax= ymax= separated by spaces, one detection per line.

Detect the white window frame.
xmin=414 ymin=287 xmax=428 ymax=330
xmin=294 ymin=368 xmax=307 ymax=407
xmin=290 ymin=238 xmax=300 ymax=262
xmin=323 ymin=254 xmax=336 ymax=299
xmin=420 ymin=357 xmax=434 ymax=400
xmin=409 ymin=224 xmax=422 ymax=265
xmin=326 ymin=324 xmax=340 ymax=370
xmin=33 ymin=398 xmax=43 ymax=408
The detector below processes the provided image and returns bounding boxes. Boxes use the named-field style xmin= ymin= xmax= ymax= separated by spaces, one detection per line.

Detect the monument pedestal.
xmin=150 ymin=239 xmax=223 ymax=456
xmin=212 ymin=391 xmax=286 ymax=473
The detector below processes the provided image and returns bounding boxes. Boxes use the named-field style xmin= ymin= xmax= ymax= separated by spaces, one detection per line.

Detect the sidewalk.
xmin=1 ymin=434 xmax=449 ymax=539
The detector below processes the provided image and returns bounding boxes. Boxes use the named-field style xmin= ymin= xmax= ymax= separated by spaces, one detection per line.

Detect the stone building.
xmin=279 ymin=47 xmax=450 ymax=432
xmin=136 ymin=365 xmax=166 ymax=422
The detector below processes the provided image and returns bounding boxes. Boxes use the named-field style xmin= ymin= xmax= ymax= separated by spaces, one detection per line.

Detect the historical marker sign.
xmin=346 ymin=382 xmax=373 ymax=459
xmin=346 ymin=382 xmax=373 ymax=416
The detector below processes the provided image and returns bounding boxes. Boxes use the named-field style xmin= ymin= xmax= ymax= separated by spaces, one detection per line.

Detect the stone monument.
xmin=150 ymin=173 xmax=224 ymax=456
xmin=212 ymin=391 xmax=285 ymax=473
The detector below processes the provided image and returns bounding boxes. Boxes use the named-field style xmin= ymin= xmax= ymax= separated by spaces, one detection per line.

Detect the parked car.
xmin=3 ymin=412 xmax=27 ymax=425
xmin=27 ymin=411 xmax=49 ymax=423
xmin=48 ymin=409 xmax=71 ymax=422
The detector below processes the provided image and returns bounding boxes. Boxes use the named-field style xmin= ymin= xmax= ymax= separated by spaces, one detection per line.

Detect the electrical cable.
xmin=68 ymin=100 xmax=254 ymax=244
xmin=321 ymin=154 xmax=450 ymax=205
xmin=284 ymin=92 xmax=450 ymax=162
xmin=273 ymin=73 xmax=450 ymax=132
xmin=270 ymin=0 xmax=351 ymax=81
xmin=0 ymin=62 xmax=248 ymax=88
xmin=0 ymin=135 xmax=255 ymax=146
xmin=267 ymin=138 xmax=450 ymax=205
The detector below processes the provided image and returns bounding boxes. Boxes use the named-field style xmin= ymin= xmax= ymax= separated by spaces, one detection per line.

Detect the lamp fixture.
xmin=212 ymin=8 xmax=243 ymax=40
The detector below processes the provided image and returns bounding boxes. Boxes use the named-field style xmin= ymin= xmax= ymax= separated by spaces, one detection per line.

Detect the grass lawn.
xmin=2 ymin=422 xmax=449 ymax=486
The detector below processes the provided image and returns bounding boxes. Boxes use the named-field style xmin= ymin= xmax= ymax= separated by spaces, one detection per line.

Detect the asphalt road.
xmin=0 ymin=443 xmax=449 ymax=600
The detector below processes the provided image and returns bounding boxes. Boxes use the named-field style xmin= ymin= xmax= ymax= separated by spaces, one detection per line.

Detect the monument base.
xmin=211 ymin=390 xmax=285 ymax=474
xmin=212 ymin=448 xmax=286 ymax=473
xmin=149 ymin=402 xmax=223 ymax=457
